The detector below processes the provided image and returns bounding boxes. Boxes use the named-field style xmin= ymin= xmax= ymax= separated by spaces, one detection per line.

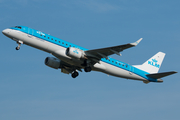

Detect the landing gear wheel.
xmin=71 ymin=71 xmax=79 ymax=78
xmin=16 ymin=46 xmax=20 ymax=50
xmin=84 ymin=66 xmax=92 ymax=72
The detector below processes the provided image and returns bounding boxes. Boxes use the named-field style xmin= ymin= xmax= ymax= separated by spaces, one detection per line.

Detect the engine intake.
xmin=66 ymin=47 xmax=85 ymax=59
xmin=45 ymin=57 xmax=61 ymax=69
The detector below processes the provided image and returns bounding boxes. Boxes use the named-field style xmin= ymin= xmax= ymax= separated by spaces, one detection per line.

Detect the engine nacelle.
xmin=44 ymin=57 xmax=61 ymax=69
xmin=66 ymin=47 xmax=85 ymax=59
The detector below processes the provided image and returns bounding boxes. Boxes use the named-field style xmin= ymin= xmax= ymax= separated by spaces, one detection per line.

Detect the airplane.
xmin=2 ymin=26 xmax=177 ymax=84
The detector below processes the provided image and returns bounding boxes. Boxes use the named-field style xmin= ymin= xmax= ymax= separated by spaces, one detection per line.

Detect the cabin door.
xmin=28 ymin=28 xmax=34 ymax=37
xmin=129 ymin=66 xmax=134 ymax=75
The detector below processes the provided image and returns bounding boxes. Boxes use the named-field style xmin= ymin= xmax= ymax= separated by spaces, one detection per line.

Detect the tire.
xmin=84 ymin=67 xmax=92 ymax=72
xmin=16 ymin=47 xmax=20 ymax=50
xmin=71 ymin=71 xmax=79 ymax=78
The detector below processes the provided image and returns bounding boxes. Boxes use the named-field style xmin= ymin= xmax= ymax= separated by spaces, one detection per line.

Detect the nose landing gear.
xmin=15 ymin=41 xmax=23 ymax=50
xmin=16 ymin=46 xmax=20 ymax=50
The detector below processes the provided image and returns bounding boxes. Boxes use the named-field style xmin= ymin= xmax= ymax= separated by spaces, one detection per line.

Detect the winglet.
xmin=131 ymin=38 xmax=143 ymax=46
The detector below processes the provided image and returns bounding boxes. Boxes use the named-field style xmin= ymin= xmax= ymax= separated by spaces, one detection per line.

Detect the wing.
xmin=85 ymin=38 xmax=143 ymax=60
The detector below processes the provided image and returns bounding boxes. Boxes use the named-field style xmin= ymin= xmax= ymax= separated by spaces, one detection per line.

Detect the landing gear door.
xmin=129 ymin=65 xmax=134 ymax=75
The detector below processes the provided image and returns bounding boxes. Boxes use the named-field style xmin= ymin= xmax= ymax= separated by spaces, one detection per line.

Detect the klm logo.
xmin=73 ymin=50 xmax=79 ymax=54
xmin=148 ymin=59 xmax=160 ymax=68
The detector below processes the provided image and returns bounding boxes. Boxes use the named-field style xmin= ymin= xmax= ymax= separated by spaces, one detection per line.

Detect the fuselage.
xmin=2 ymin=26 xmax=160 ymax=83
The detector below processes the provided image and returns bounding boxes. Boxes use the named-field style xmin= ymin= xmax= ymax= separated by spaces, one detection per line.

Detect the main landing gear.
xmin=82 ymin=59 xmax=92 ymax=72
xmin=71 ymin=71 xmax=79 ymax=78
xmin=71 ymin=66 xmax=92 ymax=78
xmin=15 ymin=41 xmax=23 ymax=50
xmin=71 ymin=66 xmax=92 ymax=79
xmin=84 ymin=66 xmax=92 ymax=72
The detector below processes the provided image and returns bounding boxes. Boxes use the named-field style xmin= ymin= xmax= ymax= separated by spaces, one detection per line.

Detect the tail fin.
xmin=133 ymin=52 xmax=165 ymax=73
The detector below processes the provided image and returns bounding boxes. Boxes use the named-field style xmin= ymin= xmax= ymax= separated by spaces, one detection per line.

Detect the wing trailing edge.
xmin=85 ymin=38 xmax=143 ymax=60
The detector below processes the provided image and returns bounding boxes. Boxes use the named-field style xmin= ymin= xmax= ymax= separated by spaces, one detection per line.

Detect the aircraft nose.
xmin=2 ymin=29 xmax=11 ymax=35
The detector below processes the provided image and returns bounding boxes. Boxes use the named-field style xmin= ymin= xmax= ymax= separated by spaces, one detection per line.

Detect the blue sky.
xmin=0 ymin=0 xmax=179 ymax=120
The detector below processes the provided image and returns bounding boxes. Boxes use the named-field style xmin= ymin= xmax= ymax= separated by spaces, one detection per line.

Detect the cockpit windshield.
xmin=15 ymin=26 xmax=22 ymax=29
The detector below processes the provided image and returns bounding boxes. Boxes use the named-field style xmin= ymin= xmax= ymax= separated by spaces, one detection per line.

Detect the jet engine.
xmin=66 ymin=47 xmax=85 ymax=59
xmin=45 ymin=57 xmax=61 ymax=69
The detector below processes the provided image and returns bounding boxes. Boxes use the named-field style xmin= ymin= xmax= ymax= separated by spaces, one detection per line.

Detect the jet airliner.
xmin=2 ymin=26 xmax=177 ymax=83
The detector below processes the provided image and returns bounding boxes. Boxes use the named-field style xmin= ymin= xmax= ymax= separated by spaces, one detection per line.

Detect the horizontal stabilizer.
xmin=146 ymin=71 xmax=177 ymax=79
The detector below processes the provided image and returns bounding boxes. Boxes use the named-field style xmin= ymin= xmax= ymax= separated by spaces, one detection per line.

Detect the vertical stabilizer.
xmin=133 ymin=52 xmax=166 ymax=73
